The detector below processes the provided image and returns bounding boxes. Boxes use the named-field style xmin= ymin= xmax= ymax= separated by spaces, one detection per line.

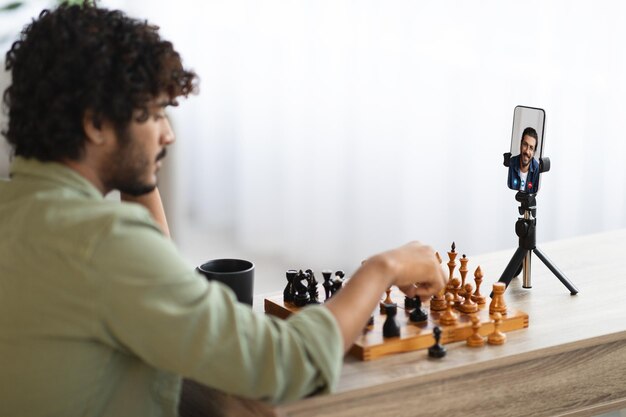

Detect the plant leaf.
xmin=0 ymin=2 xmax=25 ymax=12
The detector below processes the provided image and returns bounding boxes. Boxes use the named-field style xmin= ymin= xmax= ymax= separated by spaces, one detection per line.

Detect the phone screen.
xmin=507 ymin=106 xmax=545 ymax=194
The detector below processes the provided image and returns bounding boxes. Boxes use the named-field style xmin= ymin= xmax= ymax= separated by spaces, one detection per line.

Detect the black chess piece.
xmin=428 ymin=326 xmax=447 ymax=358
xmin=330 ymin=270 xmax=345 ymax=297
xmin=293 ymin=270 xmax=310 ymax=307
xmin=404 ymin=295 xmax=417 ymax=310
xmin=321 ymin=270 xmax=333 ymax=301
xmin=283 ymin=269 xmax=297 ymax=303
xmin=305 ymin=269 xmax=320 ymax=304
xmin=330 ymin=278 xmax=343 ymax=297
xmin=382 ymin=304 xmax=400 ymax=338
xmin=409 ymin=296 xmax=428 ymax=323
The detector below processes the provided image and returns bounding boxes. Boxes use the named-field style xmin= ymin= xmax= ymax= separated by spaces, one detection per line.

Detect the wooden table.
xmin=202 ymin=230 xmax=626 ymax=417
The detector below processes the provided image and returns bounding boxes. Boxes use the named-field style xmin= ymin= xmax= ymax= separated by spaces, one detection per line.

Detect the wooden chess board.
xmin=264 ymin=288 xmax=529 ymax=361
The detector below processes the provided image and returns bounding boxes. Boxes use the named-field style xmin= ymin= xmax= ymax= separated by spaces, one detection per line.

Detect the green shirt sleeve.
xmin=90 ymin=206 xmax=343 ymax=403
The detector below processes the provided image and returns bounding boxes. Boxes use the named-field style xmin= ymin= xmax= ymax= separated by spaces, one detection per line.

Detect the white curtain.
xmin=4 ymin=1 xmax=626 ymax=271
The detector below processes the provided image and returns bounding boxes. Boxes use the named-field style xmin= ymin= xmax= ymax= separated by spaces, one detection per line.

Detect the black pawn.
xmin=382 ymin=304 xmax=401 ymax=338
xmin=428 ymin=326 xmax=447 ymax=358
xmin=409 ymin=296 xmax=428 ymax=323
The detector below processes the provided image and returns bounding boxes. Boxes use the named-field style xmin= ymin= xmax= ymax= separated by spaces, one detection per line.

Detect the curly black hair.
xmin=2 ymin=1 xmax=197 ymax=161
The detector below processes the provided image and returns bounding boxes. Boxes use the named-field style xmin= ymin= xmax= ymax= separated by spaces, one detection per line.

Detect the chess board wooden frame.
xmin=265 ymin=288 xmax=529 ymax=361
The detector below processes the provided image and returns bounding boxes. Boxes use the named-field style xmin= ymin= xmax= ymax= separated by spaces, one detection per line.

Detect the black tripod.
xmin=496 ymin=192 xmax=578 ymax=295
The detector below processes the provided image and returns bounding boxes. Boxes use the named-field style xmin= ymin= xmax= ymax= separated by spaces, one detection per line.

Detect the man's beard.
xmin=105 ymin=129 xmax=166 ymax=196
xmin=116 ymin=177 xmax=158 ymax=197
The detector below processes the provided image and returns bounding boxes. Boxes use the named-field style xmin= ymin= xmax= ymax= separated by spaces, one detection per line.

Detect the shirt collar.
xmin=9 ymin=157 xmax=104 ymax=200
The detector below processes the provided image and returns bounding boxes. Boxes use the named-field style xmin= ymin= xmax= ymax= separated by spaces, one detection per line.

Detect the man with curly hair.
xmin=0 ymin=2 xmax=446 ymax=416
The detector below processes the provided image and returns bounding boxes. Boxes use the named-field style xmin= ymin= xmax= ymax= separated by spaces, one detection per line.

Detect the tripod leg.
xmin=522 ymin=251 xmax=532 ymax=288
xmin=533 ymin=247 xmax=579 ymax=295
xmin=492 ymin=247 xmax=527 ymax=297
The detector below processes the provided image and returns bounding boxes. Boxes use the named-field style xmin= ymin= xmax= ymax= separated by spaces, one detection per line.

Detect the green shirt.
xmin=0 ymin=157 xmax=343 ymax=417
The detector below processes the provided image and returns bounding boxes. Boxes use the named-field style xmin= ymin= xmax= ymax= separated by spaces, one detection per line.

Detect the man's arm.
xmin=115 ymin=190 xmax=446 ymax=383
xmin=121 ymin=188 xmax=170 ymax=237
xmin=93 ymin=218 xmax=343 ymax=403
xmin=109 ymin=193 xmax=445 ymax=399
xmin=325 ymin=242 xmax=447 ymax=351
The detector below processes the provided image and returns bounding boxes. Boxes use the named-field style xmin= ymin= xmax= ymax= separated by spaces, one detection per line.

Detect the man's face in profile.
xmin=520 ymin=135 xmax=537 ymax=170
xmin=104 ymin=94 xmax=176 ymax=196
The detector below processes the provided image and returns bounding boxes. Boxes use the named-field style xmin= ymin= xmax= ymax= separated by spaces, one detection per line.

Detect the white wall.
xmin=3 ymin=1 xmax=626 ymax=285
xmin=123 ymin=1 xmax=626 ymax=270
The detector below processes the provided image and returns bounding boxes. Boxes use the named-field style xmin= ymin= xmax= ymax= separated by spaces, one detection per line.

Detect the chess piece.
xmin=430 ymin=289 xmax=447 ymax=311
xmin=428 ymin=326 xmax=447 ymax=358
xmin=489 ymin=282 xmax=508 ymax=316
xmin=380 ymin=287 xmax=396 ymax=313
xmin=283 ymin=269 xmax=297 ymax=303
xmin=439 ymin=293 xmax=458 ymax=326
xmin=409 ymin=296 xmax=428 ymax=323
xmin=383 ymin=287 xmax=393 ymax=304
xmin=404 ymin=295 xmax=417 ymax=310
xmin=321 ymin=270 xmax=333 ymax=301
xmin=459 ymin=254 xmax=469 ymax=297
xmin=450 ymin=277 xmax=463 ymax=304
xmin=487 ymin=312 xmax=506 ymax=345
xmin=458 ymin=283 xmax=478 ymax=314
xmin=471 ymin=266 xmax=487 ymax=305
xmin=444 ymin=279 xmax=454 ymax=299
xmin=305 ymin=269 xmax=320 ymax=304
xmin=444 ymin=242 xmax=458 ymax=307
xmin=293 ymin=271 xmax=309 ymax=307
xmin=446 ymin=242 xmax=458 ymax=282
xmin=330 ymin=278 xmax=343 ymax=296
xmin=430 ymin=251 xmax=447 ymax=311
xmin=382 ymin=304 xmax=401 ymax=338
xmin=330 ymin=270 xmax=345 ymax=297
xmin=466 ymin=314 xmax=485 ymax=347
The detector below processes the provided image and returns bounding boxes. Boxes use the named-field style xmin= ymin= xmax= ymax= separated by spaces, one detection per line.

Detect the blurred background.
xmin=2 ymin=1 xmax=626 ymax=294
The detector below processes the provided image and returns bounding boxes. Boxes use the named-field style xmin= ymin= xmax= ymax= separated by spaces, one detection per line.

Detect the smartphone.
xmin=507 ymin=106 xmax=545 ymax=194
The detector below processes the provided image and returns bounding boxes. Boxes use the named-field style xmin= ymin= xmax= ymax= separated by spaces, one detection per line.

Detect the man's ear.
xmin=82 ymin=110 xmax=106 ymax=145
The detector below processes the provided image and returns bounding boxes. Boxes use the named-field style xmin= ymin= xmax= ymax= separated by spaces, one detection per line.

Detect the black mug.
xmin=196 ymin=259 xmax=255 ymax=306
